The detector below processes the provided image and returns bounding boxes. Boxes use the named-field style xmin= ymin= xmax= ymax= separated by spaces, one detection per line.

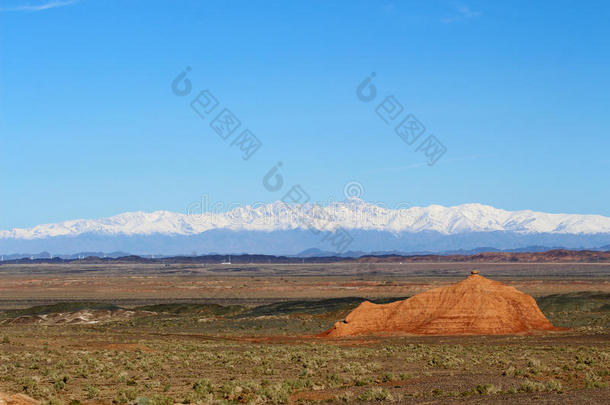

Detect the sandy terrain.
xmin=0 ymin=262 xmax=608 ymax=403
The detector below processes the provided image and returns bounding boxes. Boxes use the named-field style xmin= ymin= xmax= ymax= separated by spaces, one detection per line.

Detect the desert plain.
xmin=0 ymin=261 xmax=609 ymax=404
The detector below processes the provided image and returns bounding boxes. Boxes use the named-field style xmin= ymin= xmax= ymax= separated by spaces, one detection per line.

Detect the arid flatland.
xmin=0 ymin=262 xmax=608 ymax=404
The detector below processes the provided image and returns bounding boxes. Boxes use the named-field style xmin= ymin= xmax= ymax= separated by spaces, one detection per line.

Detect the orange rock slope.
xmin=322 ymin=273 xmax=558 ymax=337
xmin=0 ymin=392 xmax=40 ymax=405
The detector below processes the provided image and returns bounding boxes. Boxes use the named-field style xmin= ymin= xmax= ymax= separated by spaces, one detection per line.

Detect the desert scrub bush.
xmin=299 ymin=367 xmax=315 ymax=378
xmin=2 ymin=335 xmax=9 ymax=344
xmin=116 ymin=371 xmax=128 ymax=384
xmin=527 ymin=358 xmax=544 ymax=375
xmin=53 ymin=376 xmax=68 ymax=392
xmin=545 ymin=379 xmax=563 ymax=392
xmin=253 ymin=363 xmax=275 ymax=375
xmin=84 ymin=385 xmax=99 ymax=399
xmin=286 ymin=378 xmax=312 ymax=390
xmin=358 ymin=387 xmax=394 ymax=401
xmin=113 ymin=391 xmax=129 ymax=404
xmin=192 ymin=378 xmax=214 ymax=396
xmin=20 ymin=376 xmax=49 ymax=398
xmin=220 ymin=380 xmax=255 ymax=401
xmin=428 ymin=354 xmax=464 ymax=369
xmin=75 ymin=366 xmax=90 ymax=378
xmin=113 ymin=388 xmax=139 ymax=404
xmin=502 ymin=365 xmax=519 ymax=377
xmin=353 ymin=376 xmax=373 ymax=386
xmin=485 ymin=351 xmax=511 ymax=368
xmin=596 ymin=369 xmax=610 ymax=377
xmin=326 ymin=372 xmax=343 ymax=388
xmin=475 ymin=384 xmax=501 ymax=395
xmin=460 ymin=389 xmax=475 ymax=397
xmin=527 ymin=359 xmax=541 ymax=368
xmin=519 ymin=379 xmax=545 ymax=392
xmin=341 ymin=361 xmax=367 ymax=374
xmin=585 ymin=371 xmax=608 ymax=388
xmin=259 ymin=381 xmax=291 ymax=404
xmin=378 ymin=372 xmax=395 ymax=382
xmin=335 ymin=390 xmax=354 ymax=402
xmin=133 ymin=396 xmax=173 ymax=405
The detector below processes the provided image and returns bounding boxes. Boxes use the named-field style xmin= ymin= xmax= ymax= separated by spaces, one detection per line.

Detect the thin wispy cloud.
xmin=0 ymin=0 xmax=79 ymax=12
xmin=441 ymin=4 xmax=482 ymax=24
xmin=370 ymin=154 xmax=490 ymax=174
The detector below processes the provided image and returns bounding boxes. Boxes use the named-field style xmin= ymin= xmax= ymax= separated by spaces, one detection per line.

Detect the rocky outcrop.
xmin=0 ymin=392 xmax=40 ymax=405
xmin=322 ymin=273 xmax=559 ymax=337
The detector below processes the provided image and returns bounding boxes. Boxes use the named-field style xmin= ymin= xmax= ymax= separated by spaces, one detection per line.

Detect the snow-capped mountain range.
xmin=3 ymin=198 xmax=610 ymax=239
xmin=2 ymin=198 xmax=610 ymax=256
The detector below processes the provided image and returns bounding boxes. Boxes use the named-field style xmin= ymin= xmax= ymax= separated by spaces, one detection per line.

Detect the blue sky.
xmin=1 ymin=0 xmax=609 ymax=229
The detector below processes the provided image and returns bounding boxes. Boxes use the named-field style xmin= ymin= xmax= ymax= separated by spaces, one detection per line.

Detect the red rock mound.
xmin=322 ymin=273 xmax=558 ymax=337
xmin=0 ymin=392 xmax=40 ymax=405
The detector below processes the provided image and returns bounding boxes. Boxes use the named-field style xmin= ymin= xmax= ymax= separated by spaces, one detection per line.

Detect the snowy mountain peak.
xmin=2 ymin=201 xmax=610 ymax=241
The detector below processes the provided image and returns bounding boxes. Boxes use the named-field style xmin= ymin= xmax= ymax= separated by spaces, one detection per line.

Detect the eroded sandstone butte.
xmin=322 ymin=273 xmax=558 ymax=337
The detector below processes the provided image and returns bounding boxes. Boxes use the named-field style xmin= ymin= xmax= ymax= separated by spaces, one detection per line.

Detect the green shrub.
xmin=259 ymin=381 xmax=291 ymax=404
xmin=519 ymin=379 xmax=545 ymax=392
xmin=475 ymin=384 xmax=500 ymax=395
xmin=545 ymin=379 xmax=563 ymax=392
xmin=133 ymin=396 xmax=173 ymax=405
xmin=358 ymin=387 xmax=393 ymax=401
xmin=20 ymin=377 xmax=48 ymax=397
xmin=502 ymin=365 xmax=519 ymax=377
xmin=53 ymin=380 xmax=65 ymax=392
xmin=335 ymin=391 xmax=354 ymax=402
xmin=85 ymin=385 xmax=99 ymax=399
xmin=380 ymin=372 xmax=395 ymax=382
xmin=354 ymin=376 xmax=372 ymax=386
xmin=192 ymin=378 xmax=213 ymax=395
xmin=428 ymin=355 xmax=464 ymax=369
xmin=586 ymin=372 xmax=609 ymax=388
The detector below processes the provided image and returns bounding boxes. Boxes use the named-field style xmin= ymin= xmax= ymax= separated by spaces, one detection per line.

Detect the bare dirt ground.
xmin=0 ymin=262 xmax=608 ymax=404
xmin=0 ymin=262 xmax=608 ymax=307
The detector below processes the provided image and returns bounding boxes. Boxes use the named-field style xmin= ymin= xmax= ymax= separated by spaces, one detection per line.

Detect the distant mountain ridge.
xmin=2 ymin=249 xmax=609 ymax=265
xmin=5 ymin=245 xmax=608 ymax=261
xmin=3 ymin=198 xmax=610 ymax=238
xmin=1 ymin=199 xmax=610 ymax=255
